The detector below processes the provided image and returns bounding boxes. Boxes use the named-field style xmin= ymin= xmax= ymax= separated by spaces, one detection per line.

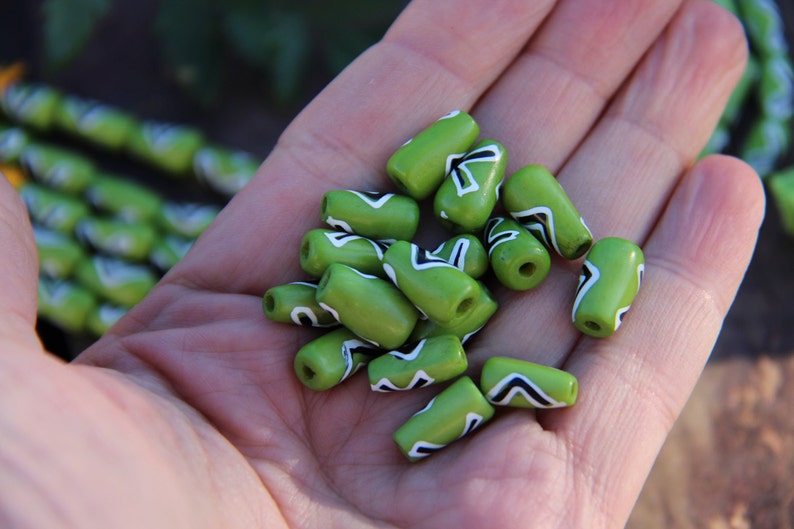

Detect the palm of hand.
xmin=1 ymin=1 xmax=766 ymax=528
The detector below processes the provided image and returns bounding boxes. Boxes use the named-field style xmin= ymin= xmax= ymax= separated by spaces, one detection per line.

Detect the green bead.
xmin=157 ymin=201 xmax=220 ymax=238
xmin=759 ymin=54 xmax=794 ymax=121
xmin=393 ymin=376 xmax=494 ymax=462
xmin=430 ymin=234 xmax=489 ymax=279
xmin=85 ymin=303 xmax=127 ymax=337
xmin=126 ymin=121 xmax=206 ymax=175
xmin=75 ymin=256 xmax=158 ymax=307
xmin=740 ymin=117 xmax=789 ymax=178
xmin=321 ymin=190 xmax=420 ymax=242
xmin=38 ymin=277 xmax=96 ymax=334
xmin=484 ymin=217 xmax=550 ymax=291
xmin=572 ymin=237 xmax=645 ymax=338
xmin=300 ymin=229 xmax=387 ymax=278
xmin=76 ymin=217 xmax=158 ymax=261
xmin=19 ymin=183 xmax=91 ymax=234
xmin=55 ymin=95 xmax=137 ymax=151
xmin=149 ymin=234 xmax=194 ymax=272
xmin=84 ymin=173 xmax=164 ymax=222
xmin=316 ymin=263 xmax=419 ymax=349
xmin=479 ymin=357 xmax=578 ymax=409
xmin=0 ymin=83 xmax=62 ymax=131
xmin=409 ymin=282 xmax=498 ymax=344
xmin=20 ymin=143 xmax=96 ymax=195
xmin=382 ymin=240 xmax=483 ymax=326
xmin=0 ymin=124 xmax=29 ymax=163
xmin=368 ymin=335 xmax=467 ymax=392
xmin=433 ymin=139 xmax=507 ymax=233
xmin=294 ymin=327 xmax=381 ymax=391
xmin=263 ymin=281 xmax=338 ymax=328
xmin=193 ymin=145 xmax=259 ymax=196
xmin=503 ymin=164 xmax=593 ymax=259
xmin=34 ymin=226 xmax=86 ymax=278
xmin=767 ymin=168 xmax=794 ymax=237
xmin=739 ymin=0 xmax=787 ymax=57
xmin=387 ymin=110 xmax=480 ymax=200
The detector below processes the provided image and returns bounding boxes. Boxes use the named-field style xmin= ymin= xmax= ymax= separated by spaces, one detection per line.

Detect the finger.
xmin=547 ymin=156 xmax=764 ymax=527
xmin=0 ymin=175 xmax=40 ymax=346
xmin=469 ymin=0 xmax=749 ymax=367
xmin=474 ymin=0 xmax=683 ymax=173
xmin=170 ymin=0 xmax=557 ymax=294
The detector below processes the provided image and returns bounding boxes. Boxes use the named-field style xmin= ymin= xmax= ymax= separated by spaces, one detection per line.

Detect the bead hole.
xmin=301 ymin=363 xmax=316 ymax=380
xmin=519 ymin=262 xmax=536 ymax=277
xmin=263 ymin=294 xmax=275 ymax=313
xmin=320 ymin=196 xmax=329 ymax=218
xmin=584 ymin=321 xmax=601 ymax=332
xmin=456 ymin=297 xmax=474 ymax=316
xmin=301 ymin=239 xmax=311 ymax=262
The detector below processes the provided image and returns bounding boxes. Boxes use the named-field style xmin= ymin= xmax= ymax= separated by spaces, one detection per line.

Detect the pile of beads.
xmin=263 ymin=110 xmax=645 ymax=461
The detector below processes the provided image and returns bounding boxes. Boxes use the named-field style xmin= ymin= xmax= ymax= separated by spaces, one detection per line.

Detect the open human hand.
xmin=0 ymin=0 xmax=765 ymax=528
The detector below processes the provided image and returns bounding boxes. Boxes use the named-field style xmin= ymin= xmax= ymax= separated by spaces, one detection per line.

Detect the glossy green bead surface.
xmin=316 ymin=263 xmax=419 ymax=349
xmin=75 ymin=217 xmax=158 ymax=261
xmin=20 ymin=143 xmax=96 ymax=195
xmin=84 ymin=173 xmax=164 ymax=222
xmin=430 ymin=234 xmax=489 ymax=279
xmin=149 ymin=234 xmax=194 ymax=272
xmin=55 ymin=95 xmax=136 ymax=151
xmin=85 ymin=303 xmax=127 ymax=337
xmin=368 ymin=335 xmax=467 ymax=392
xmin=572 ymin=237 xmax=645 ymax=338
xmin=768 ymin=168 xmax=794 ymax=237
xmin=393 ymin=376 xmax=494 ymax=462
xmin=480 ymin=357 xmax=578 ymax=409
xmin=157 ymin=201 xmax=220 ymax=238
xmin=19 ymin=183 xmax=90 ymax=233
xmin=300 ymin=229 xmax=387 ymax=278
xmin=484 ymin=217 xmax=550 ymax=291
xmin=263 ymin=281 xmax=338 ymax=328
xmin=193 ymin=145 xmax=259 ymax=196
xmin=0 ymin=124 xmax=29 ymax=163
xmin=503 ymin=164 xmax=593 ymax=260
xmin=433 ymin=139 xmax=507 ymax=233
xmin=382 ymin=240 xmax=482 ymax=326
xmin=409 ymin=283 xmax=498 ymax=344
xmin=387 ymin=110 xmax=480 ymax=200
xmin=34 ymin=226 xmax=86 ymax=278
xmin=38 ymin=277 xmax=96 ymax=334
xmin=321 ymin=190 xmax=420 ymax=242
xmin=294 ymin=327 xmax=381 ymax=391
xmin=0 ymin=83 xmax=62 ymax=131
xmin=126 ymin=121 xmax=206 ymax=175
xmin=75 ymin=256 xmax=158 ymax=307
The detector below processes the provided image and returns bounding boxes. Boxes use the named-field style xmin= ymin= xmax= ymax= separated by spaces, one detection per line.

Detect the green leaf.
xmin=267 ymin=11 xmax=311 ymax=104
xmin=155 ymin=0 xmax=223 ymax=106
xmin=41 ymin=0 xmax=112 ymax=70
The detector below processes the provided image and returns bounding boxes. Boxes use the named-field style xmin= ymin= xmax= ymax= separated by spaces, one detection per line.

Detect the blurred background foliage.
xmin=40 ymin=0 xmax=407 ymax=106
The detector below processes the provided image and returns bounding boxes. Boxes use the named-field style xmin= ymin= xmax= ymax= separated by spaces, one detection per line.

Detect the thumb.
xmin=0 ymin=173 xmax=40 ymax=346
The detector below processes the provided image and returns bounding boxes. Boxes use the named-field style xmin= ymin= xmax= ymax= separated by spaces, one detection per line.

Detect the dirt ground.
xmin=3 ymin=1 xmax=794 ymax=527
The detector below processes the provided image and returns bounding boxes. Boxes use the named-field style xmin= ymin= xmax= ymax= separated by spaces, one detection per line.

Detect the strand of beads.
xmin=263 ymin=109 xmax=646 ymax=461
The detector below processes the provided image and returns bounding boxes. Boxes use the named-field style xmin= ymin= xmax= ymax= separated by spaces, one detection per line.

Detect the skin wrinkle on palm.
xmin=0 ymin=0 xmax=768 ymax=528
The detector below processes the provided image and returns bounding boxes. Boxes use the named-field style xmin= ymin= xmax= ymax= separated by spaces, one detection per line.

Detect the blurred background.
xmin=1 ymin=0 xmax=793 ymax=527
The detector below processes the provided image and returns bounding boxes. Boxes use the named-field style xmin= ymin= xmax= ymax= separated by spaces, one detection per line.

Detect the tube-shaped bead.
xmin=38 ymin=277 xmax=96 ymax=334
xmin=193 ymin=146 xmax=259 ymax=196
xmin=0 ymin=83 xmax=62 ymax=131
xmin=34 ymin=226 xmax=86 ymax=278
xmin=484 ymin=217 xmax=550 ymax=291
xmin=382 ymin=240 xmax=482 ymax=326
xmin=503 ymin=164 xmax=593 ymax=260
xmin=409 ymin=283 xmax=498 ymax=344
xmin=572 ymin=237 xmax=645 ymax=337
xmin=433 ymin=139 xmax=507 ymax=233
xmin=263 ymin=281 xmax=338 ymax=328
xmin=393 ymin=376 xmax=495 ymax=462
xmin=84 ymin=173 xmax=163 ymax=222
xmin=321 ymin=190 xmax=420 ymax=242
xmin=126 ymin=121 xmax=206 ymax=175
xmin=55 ymin=95 xmax=136 ymax=151
xmin=294 ymin=327 xmax=381 ymax=391
xmin=20 ymin=143 xmax=96 ymax=195
xmin=75 ymin=217 xmax=158 ymax=261
xmin=300 ymin=228 xmax=387 ymax=278
xmin=315 ymin=263 xmax=419 ymax=349
xmin=480 ymin=357 xmax=578 ymax=409
xmin=368 ymin=335 xmax=467 ymax=392
xmin=430 ymin=234 xmax=489 ymax=279
xmin=75 ymin=256 xmax=158 ymax=307
xmin=386 ymin=110 xmax=479 ymax=200
xmin=19 ymin=183 xmax=90 ymax=234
